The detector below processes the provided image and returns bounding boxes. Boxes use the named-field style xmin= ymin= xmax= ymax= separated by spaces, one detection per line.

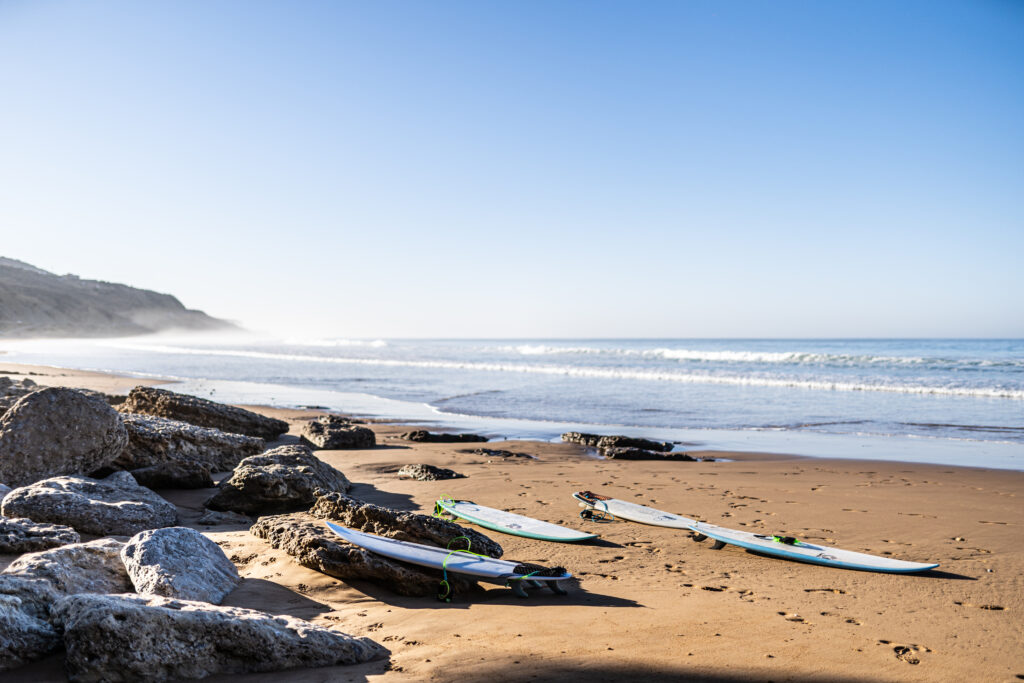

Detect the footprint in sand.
xmin=954 ymin=601 xmax=1005 ymax=611
xmin=846 ymin=618 xmax=862 ymax=625
xmin=804 ymin=588 xmax=847 ymax=594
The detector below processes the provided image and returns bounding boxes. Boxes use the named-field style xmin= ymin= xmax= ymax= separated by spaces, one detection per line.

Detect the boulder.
xmin=310 ymin=491 xmax=502 ymax=558
xmin=205 ymin=445 xmax=351 ymax=514
xmin=0 ymin=377 xmax=38 ymax=414
xmin=121 ymin=527 xmax=240 ymax=604
xmin=458 ymin=448 xmax=534 ymax=459
xmin=53 ymin=593 xmax=388 ymax=682
xmin=0 ymin=574 xmax=61 ymax=620
xmin=300 ymin=415 xmax=376 ymax=449
xmin=2 ymin=538 xmax=132 ymax=595
xmin=118 ymin=413 xmax=265 ymax=472
xmin=0 ymin=387 xmax=129 ymax=487
xmin=398 ymin=430 xmax=488 ymax=443
xmin=251 ymin=513 xmax=477 ymax=597
xmin=561 ymin=432 xmax=673 ymax=452
xmin=0 ymin=516 xmax=80 ymax=553
xmin=1 ymin=471 xmax=178 ymax=536
xmin=601 ymin=447 xmax=695 ymax=461
xmin=397 ymin=464 xmax=466 ymax=481
xmin=129 ymin=461 xmax=215 ymax=489
xmin=0 ymin=594 xmax=59 ymax=672
xmin=119 ymin=386 xmax=289 ymax=440
xmin=196 ymin=509 xmax=253 ymax=526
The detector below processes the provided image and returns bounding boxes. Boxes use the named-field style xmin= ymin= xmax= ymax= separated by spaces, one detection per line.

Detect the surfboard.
xmin=689 ymin=521 xmax=939 ymax=574
xmin=324 ymin=521 xmax=573 ymax=596
xmin=436 ymin=499 xmax=598 ymax=542
xmin=572 ymin=491 xmax=697 ymax=529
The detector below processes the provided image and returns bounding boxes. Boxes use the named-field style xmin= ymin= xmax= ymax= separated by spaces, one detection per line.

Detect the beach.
xmin=2 ymin=362 xmax=1022 ymax=682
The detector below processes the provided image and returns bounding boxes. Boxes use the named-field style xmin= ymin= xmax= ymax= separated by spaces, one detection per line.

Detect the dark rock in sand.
xmin=119 ymin=386 xmax=289 ymax=440
xmin=300 ymin=415 xmax=376 ymax=449
xmin=129 ymin=460 xmax=215 ymax=489
xmin=561 ymin=432 xmax=673 ymax=453
xmin=205 ymin=444 xmax=351 ymax=514
xmin=0 ymin=593 xmax=60 ymax=672
xmin=0 ymin=387 xmax=129 ymax=487
xmin=2 ymin=538 xmax=133 ymax=595
xmin=0 ymin=517 xmax=80 ymax=553
xmin=397 ymin=464 xmax=466 ymax=481
xmin=459 ymin=448 xmax=535 ymax=459
xmin=251 ymin=512 xmax=478 ymax=597
xmin=53 ymin=593 xmax=388 ymax=682
xmin=121 ymin=527 xmax=240 ymax=604
xmin=601 ymin=447 xmax=696 ymax=461
xmin=196 ymin=509 xmax=253 ymax=526
xmin=310 ymin=491 xmax=502 ymax=558
xmin=2 ymin=471 xmax=178 ymax=536
xmin=398 ymin=430 xmax=488 ymax=443
xmin=118 ymin=413 xmax=265 ymax=473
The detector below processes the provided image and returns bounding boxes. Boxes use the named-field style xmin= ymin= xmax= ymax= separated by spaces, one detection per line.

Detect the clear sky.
xmin=1 ymin=1 xmax=1021 ymax=338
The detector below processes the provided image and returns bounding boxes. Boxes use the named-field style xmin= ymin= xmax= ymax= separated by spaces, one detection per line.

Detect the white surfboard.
xmin=436 ymin=499 xmax=598 ymax=543
xmin=325 ymin=521 xmax=573 ymax=583
xmin=572 ymin=491 xmax=697 ymax=529
xmin=689 ymin=521 xmax=939 ymax=574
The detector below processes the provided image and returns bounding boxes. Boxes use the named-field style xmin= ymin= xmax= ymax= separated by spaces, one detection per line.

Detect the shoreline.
xmin=2 ymin=362 xmax=1023 ymax=681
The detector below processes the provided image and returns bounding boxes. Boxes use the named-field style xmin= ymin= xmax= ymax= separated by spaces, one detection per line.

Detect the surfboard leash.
xmin=437 ymin=535 xmax=489 ymax=602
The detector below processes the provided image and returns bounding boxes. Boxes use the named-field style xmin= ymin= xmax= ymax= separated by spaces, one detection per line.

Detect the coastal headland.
xmin=1 ymin=362 xmax=1021 ymax=682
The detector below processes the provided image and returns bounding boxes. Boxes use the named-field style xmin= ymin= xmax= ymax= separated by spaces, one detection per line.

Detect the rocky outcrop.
xmin=0 ymin=377 xmax=37 ymax=414
xmin=205 ymin=445 xmax=351 ymax=514
xmin=196 ymin=509 xmax=253 ymax=526
xmin=458 ymin=448 xmax=534 ymax=459
xmin=0 ymin=593 xmax=60 ymax=672
xmin=561 ymin=432 xmax=673 ymax=453
xmin=601 ymin=447 xmax=696 ymax=461
xmin=0 ymin=517 xmax=80 ymax=553
xmin=53 ymin=593 xmax=388 ymax=682
xmin=2 ymin=538 xmax=132 ymax=595
xmin=128 ymin=461 xmax=214 ymax=489
xmin=119 ymin=386 xmax=289 ymax=440
xmin=251 ymin=513 xmax=477 ymax=597
xmin=0 ymin=387 xmax=129 ymax=487
xmin=118 ymin=413 xmax=265 ymax=473
xmin=2 ymin=471 xmax=178 ymax=536
xmin=397 ymin=464 xmax=466 ymax=481
xmin=310 ymin=491 xmax=502 ymax=558
xmin=121 ymin=527 xmax=240 ymax=604
xmin=300 ymin=415 xmax=376 ymax=449
xmin=398 ymin=430 xmax=488 ymax=443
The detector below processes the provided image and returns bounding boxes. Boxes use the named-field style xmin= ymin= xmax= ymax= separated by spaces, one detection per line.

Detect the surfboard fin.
xmin=710 ymin=539 xmax=727 ymax=550
xmin=510 ymin=581 xmax=530 ymax=598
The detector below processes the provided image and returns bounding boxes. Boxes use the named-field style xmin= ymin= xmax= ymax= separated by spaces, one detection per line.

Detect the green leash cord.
xmin=579 ymin=498 xmax=616 ymax=523
xmin=437 ymin=535 xmax=489 ymax=602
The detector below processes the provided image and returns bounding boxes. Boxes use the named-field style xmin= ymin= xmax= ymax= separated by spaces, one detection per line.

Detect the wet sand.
xmin=3 ymin=363 xmax=1022 ymax=682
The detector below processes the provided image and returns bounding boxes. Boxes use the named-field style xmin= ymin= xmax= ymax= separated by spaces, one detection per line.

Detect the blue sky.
xmin=1 ymin=1 xmax=1021 ymax=338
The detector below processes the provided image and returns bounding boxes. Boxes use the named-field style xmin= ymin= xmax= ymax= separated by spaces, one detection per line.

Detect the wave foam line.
xmin=103 ymin=342 xmax=1024 ymax=400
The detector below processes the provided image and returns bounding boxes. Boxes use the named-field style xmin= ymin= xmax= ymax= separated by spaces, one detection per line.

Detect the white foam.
xmin=101 ymin=342 xmax=1024 ymax=400
xmin=281 ymin=338 xmax=387 ymax=348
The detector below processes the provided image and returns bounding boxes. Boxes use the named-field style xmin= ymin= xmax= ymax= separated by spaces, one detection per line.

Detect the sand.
xmin=2 ymin=363 xmax=1022 ymax=682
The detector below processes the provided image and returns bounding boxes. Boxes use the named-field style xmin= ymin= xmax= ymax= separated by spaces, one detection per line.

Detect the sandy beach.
xmin=2 ymin=362 xmax=1022 ymax=682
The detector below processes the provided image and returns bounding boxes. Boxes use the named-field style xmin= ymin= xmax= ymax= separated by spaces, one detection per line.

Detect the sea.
xmin=2 ymin=336 xmax=1022 ymax=470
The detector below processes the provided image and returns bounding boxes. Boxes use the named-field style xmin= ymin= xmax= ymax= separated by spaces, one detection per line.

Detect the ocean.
xmin=3 ymin=336 xmax=1022 ymax=470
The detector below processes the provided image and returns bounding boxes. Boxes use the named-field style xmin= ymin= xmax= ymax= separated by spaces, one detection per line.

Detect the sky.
xmin=0 ymin=0 xmax=1021 ymax=338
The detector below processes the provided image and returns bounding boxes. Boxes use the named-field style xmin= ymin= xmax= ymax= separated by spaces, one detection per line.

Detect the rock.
xmin=129 ymin=461 xmax=214 ymax=489
xmin=2 ymin=538 xmax=132 ymax=595
xmin=0 ymin=387 xmax=129 ymax=487
xmin=0 ymin=378 xmax=39 ymax=414
xmin=397 ymin=464 xmax=466 ymax=481
xmin=53 ymin=593 xmax=388 ymax=682
xmin=398 ymin=430 xmax=488 ymax=443
xmin=300 ymin=415 xmax=376 ymax=449
xmin=0 ymin=594 xmax=60 ymax=672
xmin=601 ymin=447 xmax=695 ymax=461
xmin=0 ymin=516 xmax=80 ymax=553
xmin=458 ymin=448 xmax=534 ymax=459
xmin=118 ymin=413 xmax=265 ymax=472
xmin=205 ymin=445 xmax=351 ymax=514
xmin=310 ymin=491 xmax=502 ymax=558
xmin=0 ymin=575 xmax=61 ymax=620
xmin=121 ymin=527 xmax=240 ymax=604
xmin=119 ymin=386 xmax=289 ymax=440
xmin=196 ymin=509 xmax=253 ymax=526
xmin=251 ymin=513 xmax=477 ymax=597
xmin=2 ymin=471 xmax=178 ymax=536
xmin=561 ymin=432 xmax=674 ymax=452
